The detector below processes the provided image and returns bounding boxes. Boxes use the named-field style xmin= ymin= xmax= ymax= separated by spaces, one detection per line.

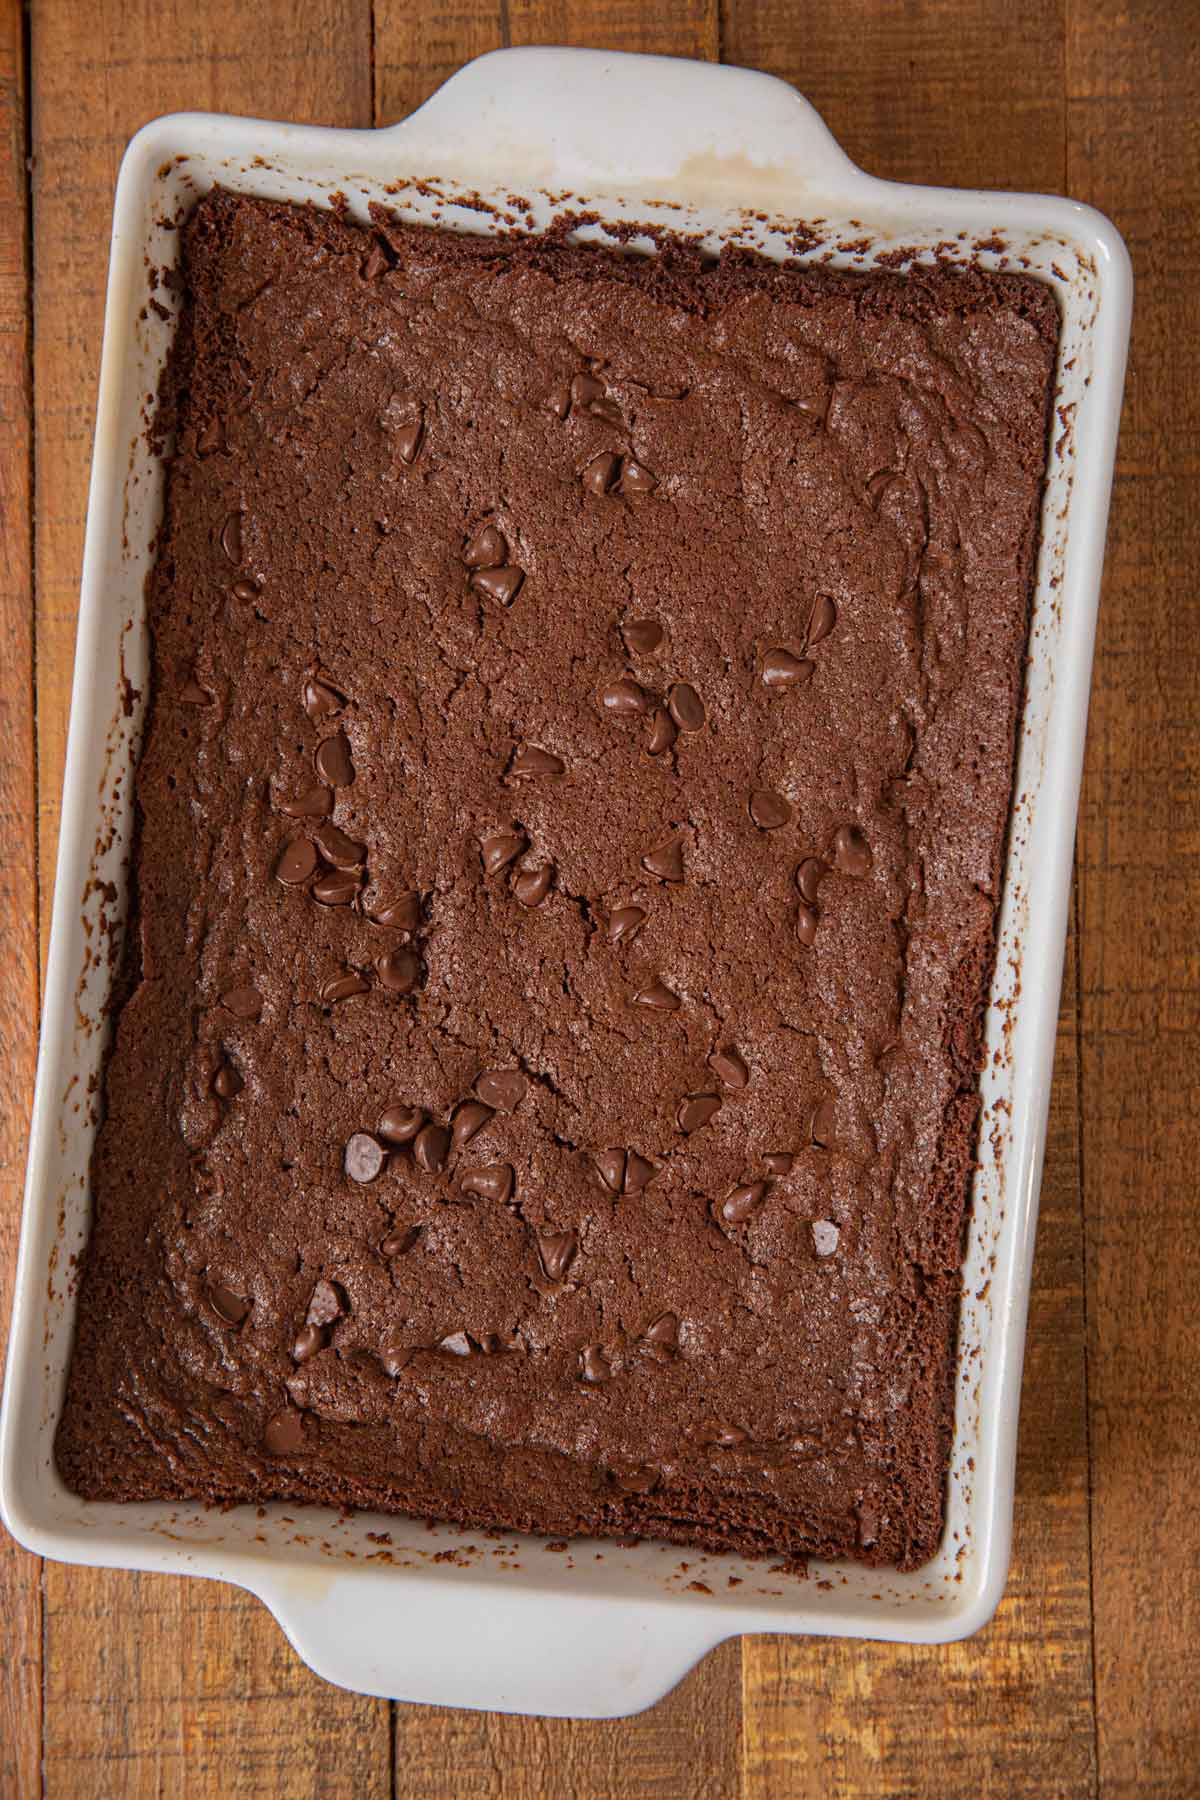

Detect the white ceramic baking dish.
xmin=0 ymin=46 xmax=1129 ymax=1718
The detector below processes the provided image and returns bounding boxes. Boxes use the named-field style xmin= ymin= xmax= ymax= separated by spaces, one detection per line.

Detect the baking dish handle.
xmin=254 ymin=1567 xmax=727 ymax=1719
xmin=387 ymin=45 xmax=860 ymax=194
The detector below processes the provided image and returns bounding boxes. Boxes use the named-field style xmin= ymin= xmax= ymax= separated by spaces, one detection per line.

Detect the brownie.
xmin=54 ymin=191 xmax=1057 ymax=1570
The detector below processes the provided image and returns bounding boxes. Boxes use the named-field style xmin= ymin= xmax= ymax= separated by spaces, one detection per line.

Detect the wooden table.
xmin=1 ymin=0 xmax=1195 ymax=1793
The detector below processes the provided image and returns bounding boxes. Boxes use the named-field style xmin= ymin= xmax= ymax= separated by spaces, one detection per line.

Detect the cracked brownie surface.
xmin=55 ymin=191 xmax=1057 ymax=1569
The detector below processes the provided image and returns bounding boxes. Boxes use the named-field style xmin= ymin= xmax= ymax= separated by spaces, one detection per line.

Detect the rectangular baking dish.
xmin=0 ymin=46 xmax=1130 ymax=1719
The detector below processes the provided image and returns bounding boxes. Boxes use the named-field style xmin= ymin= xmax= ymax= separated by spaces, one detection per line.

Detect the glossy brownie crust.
xmin=55 ymin=192 xmax=1057 ymax=1569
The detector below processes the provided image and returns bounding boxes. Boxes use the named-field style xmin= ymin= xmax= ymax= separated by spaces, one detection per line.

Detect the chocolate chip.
xmin=677 ymin=1093 xmax=721 ymax=1133
xmin=220 ymin=512 xmax=243 ymax=565
xmin=180 ymin=675 xmax=213 ymax=705
xmin=221 ymin=984 xmax=261 ymax=1019
xmin=646 ymin=708 xmax=678 ymax=755
xmin=413 ymin=1123 xmax=451 ymax=1173
xmin=459 ymin=1163 xmax=514 ymax=1203
xmin=211 ymin=1062 xmax=242 ymax=1100
xmin=796 ymin=902 xmax=820 ymax=947
xmin=345 ymin=1131 xmax=387 ymax=1183
xmin=302 ymin=675 xmax=344 ymax=722
xmin=582 ymin=452 xmax=620 ymax=495
xmin=377 ymin=1104 xmax=425 ymax=1145
xmin=380 ymin=1342 xmax=415 ymax=1376
xmin=206 ymin=1283 xmax=250 ymax=1327
xmin=699 ymin=1421 xmax=748 ymax=1448
xmin=367 ymin=891 xmax=421 ymax=931
xmin=292 ymin=1323 xmax=324 ymax=1363
xmin=718 ymin=1181 xmax=767 ymax=1225
xmin=624 ymin=1150 xmax=656 ymax=1194
xmin=480 ymin=831 xmax=526 ymax=876
xmin=808 ymin=594 xmax=838 ymax=646
xmin=278 ymin=784 xmax=333 ymax=818
xmin=668 ymin=683 xmax=705 ymax=731
xmin=509 ymin=743 xmax=564 ymax=778
xmin=764 ymin=1152 xmax=795 ymax=1175
xmin=633 ymin=981 xmax=680 ymax=1012
xmin=598 ymin=677 xmax=650 ymax=716
xmin=796 ymin=858 xmax=827 ymax=904
xmin=811 ymin=1099 xmax=838 ymax=1147
xmin=307 ymin=1279 xmax=346 ymax=1327
xmin=438 ymin=1330 xmax=473 ymax=1357
xmin=463 ymin=524 xmax=507 ymax=569
xmin=833 ymin=823 xmax=873 ymax=876
xmin=396 ymin=417 xmax=424 ymax=465
xmin=622 ymin=617 xmax=664 ymax=658
xmin=642 ymin=1312 xmax=678 ymax=1353
xmin=471 ymin=565 xmax=524 ymax=606
xmin=513 ymin=862 xmax=554 ymax=908
xmin=571 ymin=372 xmax=606 ymax=406
xmin=612 ymin=1463 xmax=659 ymax=1493
xmin=313 ymin=821 xmax=366 ymax=869
xmin=607 ymin=905 xmax=646 ymax=944
xmin=263 ymin=1410 xmax=304 ymax=1455
xmin=231 ymin=578 xmax=260 ymax=602
xmin=812 ymin=1220 xmax=840 ymax=1257
xmin=641 ymin=838 xmax=684 ymax=882
xmin=707 ymin=1046 xmax=748 ymax=1090
xmin=276 ymin=837 xmax=318 ymax=886
xmin=545 ymin=382 xmax=572 ymax=419
xmin=580 ymin=1345 xmax=611 ymax=1383
xmin=749 ymin=788 xmax=792 ymax=830
xmin=377 ymin=947 xmax=421 ymax=994
xmin=312 ymin=869 xmax=361 ymax=906
xmin=475 ymin=1068 xmax=527 ymax=1111
xmin=596 ymin=1149 xmax=627 ymax=1193
xmin=381 ymin=1225 xmax=420 ymax=1257
xmin=539 ymin=1230 xmax=577 ymax=1281
xmin=762 ymin=649 xmax=814 ymax=688
xmin=314 ymin=730 xmax=354 ymax=787
xmin=451 ymin=1100 xmax=494 ymax=1150
xmin=320 ymin=969 xmax=370 ymax=1003
xmin=621 ymin=459 xmax=657 ymax=496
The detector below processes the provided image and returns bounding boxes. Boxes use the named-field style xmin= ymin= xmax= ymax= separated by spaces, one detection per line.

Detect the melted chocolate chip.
xmin=633 ymin=981 xmax=680 ymax=1012
xmin=377 ymin=1104 xmax=425 ymax=1145
xmin=646 ymin=708 xmax=678 ymax=755
xmin=571 ymin=372 xmax=606 ymax=406
xmin=797 ymin=858 xmax=827 ymax=904
xmin=641 ymin=838 xmax=684 ymax=882
xmin=206 ymin=1283 xmax=250 ymax=1327
xmin=580 ymin=1345 xmax=611 ymax=1383
xmin=719 ymin=1182 xmax=767 ymax=1225
xmin=345 ymin=1132 xmax=387 ymax=1183
xmin=808 ymin=594 xmax=838 ymax=646
xmin=292 ymin=1323 xmax=324 ymax=1363
xmin=622 ymin=617 xmax=664 ymax=658
xmin=413 ymin=1123 xmax=451 ymax=1173
xmin=464 ymin=524 xmax=507 ymax=569
xmin=624 ymin=1150 xmax=656 ymax=1194
xmin=764 ymin=1151 xmax=795 ymax=1175
xmin=598 ymin=677 xmax=650 ymax=716
xmin=220 ymin=984 xmax=261 ymax=1020
xmin=313 ymin=822 xmax=366 ymax=869
xmin=607 ymin=905 xmax=647 ymax=944
xmin=231 ymin=578 xmax=261 ymax=602
xmin=302 ymin=675 xmax=344 ymax=722
xmin=796 ymin=903 xmax=820 ymax=947
xmin=707 ymin=1046 xmax=749 ymax=1090
xmin=480 ymin=832 xmax=526 ymax=875
xmin=642 ymin=1312 xmax=678 ymax=1354
xmin=539 ymin=1230 xmax=577 ymax=1281
xmin=762 ymin=649 xmax=814 ymax=688
xmin=451 ymin=1100 xmax=494 ymax=1150
xmin=376 ymin=947 xmax=421 ymax=994
xmin=596 ymin=1149 xmax=627 ymax=1193
xmin=613 ymin=1463 xmax=660 ymax=1493
xmin=475 ymin=1068 xmax=527 ymax=1111
xmin=220 ymin=511 xmax=243 ymax=565
xmin=667 ymin=683 xmax=705 ymax=731
xmin=395 ymin=416 xmax=424 ymax=465
xmin=833 ymin=823 xmax=873 ymax=876
xmin=380 ymin=1342 xmax=415 ymax=1376
xmin=367 ymin=891 xmax=421 ymax=930
xmin=275 ymin=837 xmax=318 ymax=886
xmin=471 ymin=565 xmax=524 ymax=607
xmin=459 ymin=1164 xmax=514 ymax=1204
xmin=749 ymin=789 xmax=792 ymax=830
xmin=677 ymin=1093 xmax=721 ymax=1133
xmin=314 ymin=730 xmax=354 ymax=787
xmin=263 ymin=1410 xmax=304 ymax=1455
xmin=320 ymin=969 xmax=370 ymax=1003
xmin=211 ymin=1062 xmax=242 ymax=1100
xmin=509 ymin=744 xmax=564 ymax=778
xmin=513 ymin=862 xmax=554 ymax=908
xmin=312 ymin=869 xmax=361 ymax=906
xmin=582 ymin=452 xmax=621 ymax=495
xmin=381 ymin=1225 xmax=420 ymax=1258
xmin=621 ymin=459 xmax=658 ymax=496
xmin=278 ymin=784 xmax=333 ymax=818
xmin=545 ymin=382 xmax=571 ymax=419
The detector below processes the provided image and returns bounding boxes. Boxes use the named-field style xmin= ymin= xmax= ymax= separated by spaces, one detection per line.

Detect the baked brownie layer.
xmin=55 ymin=192 xmax=1057 ymax=1569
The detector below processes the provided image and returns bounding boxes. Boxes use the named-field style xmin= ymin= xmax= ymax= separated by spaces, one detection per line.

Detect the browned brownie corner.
xmin=54 ymin=191 xmax=1057 ymax=1569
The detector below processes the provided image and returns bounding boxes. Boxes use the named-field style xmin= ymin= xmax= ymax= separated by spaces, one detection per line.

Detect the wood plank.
xmin=0 ymin=1 xmax=43 ymax=1794
xmin=1068 ymin=4 xmax=1200 ymax=1790
xmin=723 ymin=2 xmax=1099 ymax=1793
xmin=30 ymin=4 xmax=391 ymax=1795
xmin=374 ymin=7 xmax=741 ymax=1792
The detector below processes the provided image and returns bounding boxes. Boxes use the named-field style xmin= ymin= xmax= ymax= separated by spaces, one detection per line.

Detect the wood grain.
xmin=1068 ymin=2 xmax=1200 ymax=1793
xmin=29 ymin=4 xmax=391 ymax=1795
xmin=0 ymin=2 xmax=42 ymax=1795
xmin=724 ymin=2 xmax=1099 ymax=1794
